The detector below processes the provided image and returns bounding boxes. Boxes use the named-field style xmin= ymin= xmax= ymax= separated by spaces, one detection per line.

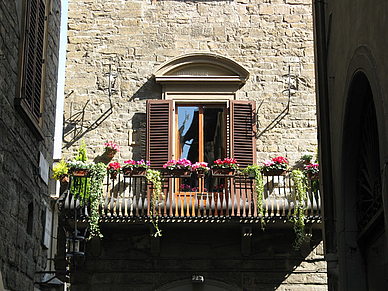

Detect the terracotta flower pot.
xmin=60 ymin=174 xmax=69 ymax=184
xmin=106 ymin=148 xmax=117 ymax=158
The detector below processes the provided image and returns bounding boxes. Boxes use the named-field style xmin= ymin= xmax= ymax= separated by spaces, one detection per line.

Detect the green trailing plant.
xmin=87 ymin=162 xmax=106 ymax=240
xmin=68 ymin=141 xmax=93 ymax=202
xmin=146 ymin=169 xmax=163 ymax=237
xmin=52 ymin=159 xmax=68 ymax=180
xmin=290 ymin=169 xmax=309 ymax=250
xmin=242 ymin=164 xmax=265 ymax=229
xmin=75 ymin=140 xmax=87 ymax=162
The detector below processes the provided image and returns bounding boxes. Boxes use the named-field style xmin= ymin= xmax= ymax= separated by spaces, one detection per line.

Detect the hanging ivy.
xmin=290 ymin=169 xmax=309 ymax=250
xmin=87 ymin=162 xmax=106 ymax=240
xmin=242 ymin=165 xmax=265 ymax=229
xmin=146 ymin=169 xmax=164 ymax=237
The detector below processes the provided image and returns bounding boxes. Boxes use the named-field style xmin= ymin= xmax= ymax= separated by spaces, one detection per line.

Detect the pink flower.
xmin=107 ymin=162 xmax=121 ymax=172
xmin=192 ymin=162 xmax=210 ymax=171
xmin=272 ymin=156 xmax=288 ymax=165
xmin=262 ymin=159 xmax=274 ymax=167
xmin=105 ymin=141 xmax=120 ymax=152
xmin=305 ymin=163 xmax=319 ymax=170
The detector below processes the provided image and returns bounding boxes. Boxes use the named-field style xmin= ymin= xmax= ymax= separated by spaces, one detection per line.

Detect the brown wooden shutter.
xmin=146 ymin=100 xmax=173 ymax=169
xmin=230 ymin=100 xmax=257 ymax=168
xmin=22 ymin=0 xmax=46 ymax=122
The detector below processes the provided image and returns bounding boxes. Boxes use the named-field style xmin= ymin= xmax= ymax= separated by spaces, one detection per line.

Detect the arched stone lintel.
xmin=154 ymin=53 xmax=250 ymax=86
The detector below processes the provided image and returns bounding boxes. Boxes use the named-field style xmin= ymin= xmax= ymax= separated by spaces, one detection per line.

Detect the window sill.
xmin=15 ymin=98 xmax=44 ymax=140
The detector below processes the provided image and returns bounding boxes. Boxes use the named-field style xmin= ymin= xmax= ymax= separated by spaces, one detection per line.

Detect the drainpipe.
xmin=312 ymin=0 xmax=338 ymax=288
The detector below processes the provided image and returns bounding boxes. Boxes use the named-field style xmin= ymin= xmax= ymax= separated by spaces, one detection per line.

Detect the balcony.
xmin=59 ymin=171 xmax=322 ymax=226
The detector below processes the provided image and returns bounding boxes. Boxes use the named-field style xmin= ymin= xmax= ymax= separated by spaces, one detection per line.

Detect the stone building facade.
xmin=60 ymin=0 xmax=325 ymax=290
xmin=63 ymin=0 xmax=317 ymax=164
xmin=0 ymin=0 xmax=61 ymax=290
xmin=313 ymin=0 xmax=388 ymax=290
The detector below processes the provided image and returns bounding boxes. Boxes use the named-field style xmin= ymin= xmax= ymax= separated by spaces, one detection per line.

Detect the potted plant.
xmin=68 ymin=161 xmax=92 ymax=177
xmin=304 ymin=162 xmax=319 ymax=180
xmin=301 ymin=154 xmax=313 ymax=165
xmin=68 ymin=140 xmax=92 ymax=177
xmin=191 ymin=162 xmax=210 ymax=177
xmin=163 ymin=158 xmax=192 ymax=176
xmin=107 ymin=162 xmax=121 ymax=180
xmin=52 ymin=159 xmax=69 ymax=184
xmin=104 ymin=141 xmax=119 ymax=158
xmin=262 ymin=156 xmax=288 ymax=176
xmin=211 ymin=158 xmax=239 ymax=176
xmin=122 ymin=159 xmax=150 ymax=176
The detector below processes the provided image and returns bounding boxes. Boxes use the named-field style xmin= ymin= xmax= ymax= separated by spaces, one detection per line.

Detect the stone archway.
xmin=156 ymin=278 xmax=241 ymax=291
xmin=341 ymin=71 xmax=387 ymax=291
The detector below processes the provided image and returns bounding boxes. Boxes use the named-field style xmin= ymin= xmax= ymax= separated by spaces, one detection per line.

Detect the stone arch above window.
xmin=154 ymin=53 xmax=249 ymax=100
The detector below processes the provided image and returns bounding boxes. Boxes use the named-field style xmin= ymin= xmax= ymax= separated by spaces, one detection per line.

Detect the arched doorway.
xmin=342 ymin=72 xmax=387 ymax=290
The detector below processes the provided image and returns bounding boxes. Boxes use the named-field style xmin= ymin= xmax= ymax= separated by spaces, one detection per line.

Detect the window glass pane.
xmin=204 ymin=106 xmax=225 ymax=192
xmin=204 ymin=107 xmax=225 ymax=165
xmin=177 ymin=106 xmax=199 ymax=162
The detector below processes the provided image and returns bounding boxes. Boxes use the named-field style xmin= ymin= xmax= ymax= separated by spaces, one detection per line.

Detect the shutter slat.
xmin=147 ymin=100 xmax=173 ymax=169
xmin=230 ymin=101 xmax=256 ymax=168
xmin=21 ymin=0 xmax=46 ymax=122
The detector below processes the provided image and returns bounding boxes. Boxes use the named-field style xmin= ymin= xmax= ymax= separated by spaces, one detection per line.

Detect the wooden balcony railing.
xmin=60 ymin=171 xmax=322 ymax=224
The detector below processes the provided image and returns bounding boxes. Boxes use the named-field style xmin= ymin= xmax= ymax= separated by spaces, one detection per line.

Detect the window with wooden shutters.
xmin=146 ymin=100 xmax=256 ymax=168
xmin=146 ymin=100 xmax=173 ymax=169
xmin=15 ymin=0 xmax=48 ymax=139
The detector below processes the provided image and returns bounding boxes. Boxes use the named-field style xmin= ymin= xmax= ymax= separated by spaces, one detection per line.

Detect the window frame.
xmin=147 ymin=99 xmax=256 ymax=169
xmin=175 ymin=103 xmax=227 ymax=165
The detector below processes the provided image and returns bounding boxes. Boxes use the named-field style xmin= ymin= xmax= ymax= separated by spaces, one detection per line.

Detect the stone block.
xmin=259 ymin=4 xmax=274 ymax=15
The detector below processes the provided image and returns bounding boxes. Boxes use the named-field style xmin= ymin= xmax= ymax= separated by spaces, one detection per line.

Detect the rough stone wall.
xmin=63 ymin=0 xmax=317 ymax=166
xmin=70 ymin=227 xmax=327 ymax=291
xmin=0 ymin=0 xmax=61 ymax=290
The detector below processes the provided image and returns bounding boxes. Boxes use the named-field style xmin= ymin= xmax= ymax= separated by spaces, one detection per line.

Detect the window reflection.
xmin=176 ymin=105 xmax=225 ymax=193
xmin=177 ymin=106 xmax=199 ymax=162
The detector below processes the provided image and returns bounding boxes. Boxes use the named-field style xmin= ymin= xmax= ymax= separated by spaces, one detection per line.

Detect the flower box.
xmin=123 ymin=167 xmax=147 ymax=177
xmin=166 ymin=169 xmax=192 ymax=177
xmin=71 ymin=169 xmax=91 ymax=177
xmin=192 ymin=162 xmax=210 ymax=177
xmin=211 ymin=168 xmax=235 ymax=177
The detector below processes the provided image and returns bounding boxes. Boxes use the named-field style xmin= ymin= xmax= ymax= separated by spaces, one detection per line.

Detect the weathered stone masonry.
xmin=62 ymin=0 xmax=325 ymax=290
xmin=63 ymin=0 xmax=317 ymax=166
xmin=0 ymin=0 xmax=61 ymax=290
